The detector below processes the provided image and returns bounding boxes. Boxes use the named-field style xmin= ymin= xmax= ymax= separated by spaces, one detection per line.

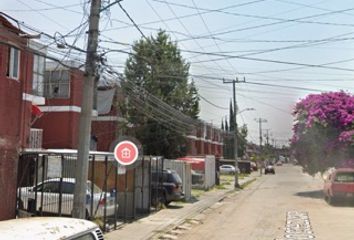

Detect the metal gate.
xmin=16 ymin=150 xmax=164 ymax=232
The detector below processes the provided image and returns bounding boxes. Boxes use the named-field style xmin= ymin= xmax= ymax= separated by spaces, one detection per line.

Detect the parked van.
xmin=151 ymin=169 xmax=184 ymax=206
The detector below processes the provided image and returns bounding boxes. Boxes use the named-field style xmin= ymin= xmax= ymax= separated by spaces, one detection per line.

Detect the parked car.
xmin=276 ymin=161 xmax=283 ymax=166
xmin=0 ymin=217 xmax=104 ymax=240
xmin=18 ymin=178 xmax=117 ymax=219
xmin=219 ymin=164 xmax=239 ymax=174
xmin=238 ymin=160 xmax=252 ymax=174
xmin=191 ymin=170 xmax=204 ymax=185
xmin=264 ymin=165 xmax=275 ymax=174
xmin=323 ymin=168 xmax=354 ymax=205
xmin=151 ymin=169 xmax=185 ymax=206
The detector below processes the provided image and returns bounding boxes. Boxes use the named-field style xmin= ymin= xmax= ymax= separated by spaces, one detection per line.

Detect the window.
xmin=32 ymin=54 xmax=45 ymax=96
xmin=35 ymin=182 xmax=59 ymax=193
xmin=72 ymin=232 xmax=96 ymax=240
xmin=7 ymin=47 xmax=20 ymax=79
xmin=61 ymin=182 xmax=75 ymax=194
xmin=335 ymin=172 xmax=354 ymax=183
xmin=44 ymin=69 xmax=70 ymax=98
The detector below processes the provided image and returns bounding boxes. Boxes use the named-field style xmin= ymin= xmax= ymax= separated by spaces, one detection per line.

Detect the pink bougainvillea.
xmin=293 ymin=91 xmax=354 ymax=145
xmin=292 ymin=91 xmax=354 ymax=173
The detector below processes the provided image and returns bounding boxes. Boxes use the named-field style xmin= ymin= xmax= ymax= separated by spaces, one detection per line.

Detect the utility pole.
xmin=264 ymin=129 xmax=270 ymax=146
xmin=255 ymin=118 xmax=267 ymax=147
xmin=255 ymin=118 xmax=267 ymax=175
xmin=72 ymin=0 xmax=101 ymax=219
xmin=223 ymin=77 xmax=245 ymax=188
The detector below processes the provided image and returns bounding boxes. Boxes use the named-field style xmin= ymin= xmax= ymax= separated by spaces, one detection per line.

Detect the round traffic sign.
xmin=113 ymin=140 xmax=139 ymax=166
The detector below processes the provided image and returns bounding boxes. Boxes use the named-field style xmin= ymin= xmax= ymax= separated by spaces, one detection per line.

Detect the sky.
xmin=2 ymin=0 xmax=354 ymax=146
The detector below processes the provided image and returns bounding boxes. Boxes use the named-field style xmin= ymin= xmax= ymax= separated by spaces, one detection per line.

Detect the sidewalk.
xmin=105 ymin=172 xmax=259 ymax=240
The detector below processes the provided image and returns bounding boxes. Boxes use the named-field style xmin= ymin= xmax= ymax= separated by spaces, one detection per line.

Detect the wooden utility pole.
xmin=72 ymin=0 xmax=101 ymax=219
xmin=223 ymin=77 xmax=245 ymax=188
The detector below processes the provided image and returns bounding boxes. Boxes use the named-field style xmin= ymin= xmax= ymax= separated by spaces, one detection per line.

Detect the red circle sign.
xmin=114 ymin=140 xmax=139 ymax=166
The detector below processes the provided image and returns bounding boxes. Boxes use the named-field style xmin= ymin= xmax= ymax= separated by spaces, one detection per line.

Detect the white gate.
xmin=164 ymin=160 xmax=192 ymax=201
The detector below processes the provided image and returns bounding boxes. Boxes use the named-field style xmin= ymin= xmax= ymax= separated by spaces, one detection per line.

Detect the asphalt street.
xmin=177 ymin=164 xmax=354 ymax=240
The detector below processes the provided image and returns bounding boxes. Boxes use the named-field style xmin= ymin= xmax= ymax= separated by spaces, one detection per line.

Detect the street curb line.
xmin=148 ymin=176 xmax=258 ymax=240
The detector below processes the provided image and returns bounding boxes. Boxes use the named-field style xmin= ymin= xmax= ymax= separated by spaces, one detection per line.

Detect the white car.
xmin=18 ymin=178 xmax=118 ymax=218
xmin=0 ymin=217 xmax=104 ymax=240
xmin=219 ymin=165 xmax=239 ymax=174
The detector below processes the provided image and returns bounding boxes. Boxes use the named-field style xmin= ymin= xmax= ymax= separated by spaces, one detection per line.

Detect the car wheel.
xmin=327 ymin=195 xmax=336 ymax=205
xmin=17 ymin=198 xmax=24 ymax=210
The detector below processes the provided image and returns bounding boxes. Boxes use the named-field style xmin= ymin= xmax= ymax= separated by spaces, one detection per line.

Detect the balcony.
xmin=29 ymin=128 xmax=43 ymax=149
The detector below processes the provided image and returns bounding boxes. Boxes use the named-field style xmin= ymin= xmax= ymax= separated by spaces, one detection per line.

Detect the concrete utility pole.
xmin=255 ymin=118 xmax=267 ymax=175
xmin=255 ymin=118 xmax=267 ymax=148
xmin=264 ymin=129 xmax=270 ymax=146
xmin=72 ymin=0 xmax=101 ymax=219
xmin=223 ymin=77 xmax=245 ymax=188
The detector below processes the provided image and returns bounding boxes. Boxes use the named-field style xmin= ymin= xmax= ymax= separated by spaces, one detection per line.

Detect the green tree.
xmin=237 ymin=124 xmax=248 ymax=158
xmin=121 ymin=31 xmax=199 ymax=158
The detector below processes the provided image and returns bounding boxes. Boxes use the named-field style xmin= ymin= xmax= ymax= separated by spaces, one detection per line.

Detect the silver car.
xmin=219 ymin=164 xmax=239 ymax=174
xmin=18 ymin=178 xmax=118 ymax=218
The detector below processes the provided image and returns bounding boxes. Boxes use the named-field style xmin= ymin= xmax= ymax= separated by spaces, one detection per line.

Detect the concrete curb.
xmin=147 ymin=176 xmax=259 ymax=239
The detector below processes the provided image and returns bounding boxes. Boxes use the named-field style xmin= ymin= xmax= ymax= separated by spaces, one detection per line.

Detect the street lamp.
xmin=237 ymin=107 xmax=255 ymax=115
xmin=234 ymin=107 xmax=255 ymax=188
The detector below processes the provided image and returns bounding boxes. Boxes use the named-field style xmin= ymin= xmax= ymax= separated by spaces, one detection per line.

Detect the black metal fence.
xmin=16 ymin=151 xmax=164 ymax=232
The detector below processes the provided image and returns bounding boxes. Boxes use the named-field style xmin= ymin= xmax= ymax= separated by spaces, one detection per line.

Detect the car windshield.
xmin=171 ymin=172 xmax=182 ymax=184
xmin=87 ymin=182 xmax=102 ymax=194
xmin=335 ymin=172 xmax=354 ymax=183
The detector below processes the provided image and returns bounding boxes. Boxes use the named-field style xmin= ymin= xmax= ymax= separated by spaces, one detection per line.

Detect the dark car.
xmin=151 ymin=169 xmax=184 ymax=206
xmin=265 ymin=165 xmax=275 ymax=174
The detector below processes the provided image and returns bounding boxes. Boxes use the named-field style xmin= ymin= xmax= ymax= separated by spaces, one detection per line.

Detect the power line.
xmin=184 ymin=49 xmax=354 ymax=72
xmin=153 ymin=0 xmax=354 ymax=31
xmin=198 ymin=94 xmax=229 ymax=110
xmin=117 ymin=1 xmax=148 ymax=39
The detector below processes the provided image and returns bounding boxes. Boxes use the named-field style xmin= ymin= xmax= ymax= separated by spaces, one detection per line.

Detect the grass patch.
xmin=215 ymin=184 xmax=227 ymax=190
xmin=241 ymin=178 xmax=256 ymax=189
xmin=191 ymin=188 xmax=206 ymax=199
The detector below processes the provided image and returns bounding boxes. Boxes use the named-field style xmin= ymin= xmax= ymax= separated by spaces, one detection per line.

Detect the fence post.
xmin=148 ymin=156 xmax=152 ymax=214
xmin=90 ymin=155 xmax=95 ymax=219
xmin=103 ymin=155 xmax=108 ymax=232
xmin=39 ymin=154 xmax=46 ymax=216
xmin=114 ymin=164 xmax=118 ymax=229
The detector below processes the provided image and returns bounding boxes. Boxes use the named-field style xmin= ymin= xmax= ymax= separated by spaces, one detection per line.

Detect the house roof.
xmin=0 ymin=12 xmax=24 ymax=35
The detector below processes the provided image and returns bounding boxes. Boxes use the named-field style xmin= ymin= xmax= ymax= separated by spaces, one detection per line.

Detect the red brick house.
xmin=0 ymin=14 xmax=45 ymax=220
xmin=186 ymin=123 xmax=224 ymax=157
xmin=33 ymin=62 xmax=122 ymax=151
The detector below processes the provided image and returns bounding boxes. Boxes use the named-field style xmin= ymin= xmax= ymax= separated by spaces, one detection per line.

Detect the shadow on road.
xmin=295 ymin=190 xmax=324 ymax=199
xmin=166 ymin=204 xmax=184 ymax=209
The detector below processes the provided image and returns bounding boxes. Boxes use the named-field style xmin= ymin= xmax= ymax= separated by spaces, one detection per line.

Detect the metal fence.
xmin=16 ymin=151 xmax=164 ymax=232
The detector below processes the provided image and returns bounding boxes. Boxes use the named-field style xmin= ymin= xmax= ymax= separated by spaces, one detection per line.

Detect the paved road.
xmin=177 ymin=164 xmax=354 ymax=240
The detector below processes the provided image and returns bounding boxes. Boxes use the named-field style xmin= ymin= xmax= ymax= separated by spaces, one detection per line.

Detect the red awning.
xmin=31 ymin=105 xmax=43 ymax=117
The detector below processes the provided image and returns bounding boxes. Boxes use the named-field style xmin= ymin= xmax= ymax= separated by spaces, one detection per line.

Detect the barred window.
xmin=32 ymin=54 xmax=45 ymax=96
xmin=44 ymin=70 xmax=70 ymax=98
xmin=7 ymin=47 xmax=20 ymax=80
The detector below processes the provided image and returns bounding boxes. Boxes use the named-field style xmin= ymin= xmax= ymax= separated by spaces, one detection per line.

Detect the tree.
xmin=223 ymin=102 xmax=248 ymax=159
xmin=291 ymin=91 xmax=354 ymax=175
xmin=121 ymin=31 xmax=200 ymax=158
xmin=237 ymin=124 xmax=248 ymax=158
